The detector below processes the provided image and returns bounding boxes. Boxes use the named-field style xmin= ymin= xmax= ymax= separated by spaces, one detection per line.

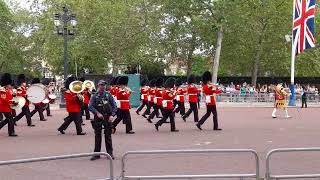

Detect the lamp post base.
xmin=59 ymin=89 xmax=66 ymax=109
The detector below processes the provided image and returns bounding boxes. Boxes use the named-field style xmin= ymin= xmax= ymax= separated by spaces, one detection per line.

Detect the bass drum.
xmin=26 ymin=84 xmax=47 ymax=104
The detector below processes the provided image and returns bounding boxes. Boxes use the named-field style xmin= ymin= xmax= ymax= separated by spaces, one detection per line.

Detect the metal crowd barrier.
xmin=121 ymin=149 xmax=260 ymax=180
xmin=266 ymin=148 xmax=320 ymax=180
xmin=0 ymin=152 xmax=114 ymax=180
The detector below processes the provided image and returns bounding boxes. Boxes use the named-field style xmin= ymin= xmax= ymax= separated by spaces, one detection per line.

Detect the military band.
xmin=14 ymin=74 xmax=34 ymax=127
xmin=182 ymin=75 xmax=199 ymax=122
xmin=0 ymin=73 xmax=17 ymax=136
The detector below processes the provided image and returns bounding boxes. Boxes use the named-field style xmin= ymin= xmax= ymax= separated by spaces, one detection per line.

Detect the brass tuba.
xmin=83 ymin=80 xmax=95 ymax=92
xmin=69 ymin=80 xmax=85 ymax=94
xmin=69 ymin=80 xmax=85 ymax=102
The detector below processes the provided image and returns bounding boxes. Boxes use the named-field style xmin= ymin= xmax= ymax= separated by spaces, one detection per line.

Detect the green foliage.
xmin=2 ymin=0 xmax=320 ymax=79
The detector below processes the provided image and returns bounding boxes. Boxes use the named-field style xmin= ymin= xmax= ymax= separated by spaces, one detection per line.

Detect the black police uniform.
xmin=89 ymin=90 xmax=117 ymax=160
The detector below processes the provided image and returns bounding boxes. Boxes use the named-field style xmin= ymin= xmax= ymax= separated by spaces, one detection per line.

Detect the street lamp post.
xmin=54 ymin=6 xmax=77 ymax=108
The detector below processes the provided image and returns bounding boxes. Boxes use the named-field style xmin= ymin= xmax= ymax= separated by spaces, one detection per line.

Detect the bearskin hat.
xmin=17 ymin=74 xmax=26 ymax=85
xmin=64 ymin=76 xmax=76 ymax=89
xmin=149 ymin=79 xmax=156 ymax=87
xmin=175 ymin=78 xmax=183 ymax=86
xmin=0 ymin=73 xmax=12 ymax=86
xmin=187 ymin=74 xmax=196 ymax=84
xmin=31 ymin=78 xmax=40 ymax=85
xmin=113 ymin=76 xmax=120 ymax=85
xmin=164 ymin=77 xmax=176 ymax=88
xmin=42 ymin=78 xmax=50 ymax=86
xmin=117 ymin=76 xmax=129 ymax=86
xmin=79 ymin=77 xmax=85 ymax=82
xmin=156 ymin=78 xmax=164 ymax=87
xmin=202 ymin=71 xmax=212 ymax=84
xmin=141 ymin=78 xmax=149 ymax=87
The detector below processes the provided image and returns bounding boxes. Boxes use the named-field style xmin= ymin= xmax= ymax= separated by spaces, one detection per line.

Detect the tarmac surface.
xmin=0 ymin=105 xmax=320 ymax=179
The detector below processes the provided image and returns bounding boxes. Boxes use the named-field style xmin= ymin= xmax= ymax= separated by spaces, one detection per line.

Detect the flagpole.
xmin=289 ymin=0 xmax=296 ymax=106
xmin=289 ymin=46 xmax=296 ymax=106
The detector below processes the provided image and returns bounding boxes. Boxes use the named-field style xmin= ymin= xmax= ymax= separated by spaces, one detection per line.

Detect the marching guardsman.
xmin=112 ymin=76 xmax=135 ymax=134
xmin=80 ymin=77 xmax=91 ymax=120
xmin=30 ymin=78 xmax=46 ymax=121
xmin=109 ymin=77 xmax=119 ymax=100
xmin=146 ymin=78 xmax=163 ymax=122
xmin=14 ymin=74 xmax=35 ymax=127
xmin=136 ymin=78 xmax=149 ymax=115
xmin=0 ymin=73 xmax=18 ymax=136
xmin=89 ymin=80 xmax=117 ymax=161
xmin=182 ymin=75 xmax=199 ymax=122
xmin=155 ymin=77 xmax=179 ymax=132
xmin=141 ymin=79 xmax=156 ymax=120
xmin=196 ymin=71 xmax=222 ymax=131
xmin=58 ymin=76 xmax=86 ymax=135
xmin=173 ymin=78 xmax=186 ymax=117
xmin=272 ymin=81 xmax=291 ymax=119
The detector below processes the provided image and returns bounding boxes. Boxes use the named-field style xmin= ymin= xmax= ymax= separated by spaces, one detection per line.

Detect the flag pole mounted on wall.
xmin=289 ymin=0 xmax=316 ymax=106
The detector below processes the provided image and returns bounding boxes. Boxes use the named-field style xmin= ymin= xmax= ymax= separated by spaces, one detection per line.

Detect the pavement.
xmin=0 ymin=105 xmax=320 ymax=179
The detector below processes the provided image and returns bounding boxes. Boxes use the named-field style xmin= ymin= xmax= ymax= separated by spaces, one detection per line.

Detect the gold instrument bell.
xmin=11 ymin=96 xmax=26 ymax=110
xmin=83 ymin=80 xmax=95 ymax=92
xmin=69 ymin=80 xmax=85 ymax=94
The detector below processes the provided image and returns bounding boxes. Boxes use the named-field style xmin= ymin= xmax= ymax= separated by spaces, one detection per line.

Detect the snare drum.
xmin=27 ymin=84 xmax=47 ymax=104
xmin=48 ymin=94 xmax=57 ymax=104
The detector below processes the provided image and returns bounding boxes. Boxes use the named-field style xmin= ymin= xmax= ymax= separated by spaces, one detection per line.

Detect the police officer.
xmin=89 ymin=80 xmax=117 ymax=161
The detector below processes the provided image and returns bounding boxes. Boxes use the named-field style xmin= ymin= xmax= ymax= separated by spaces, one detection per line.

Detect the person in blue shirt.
xmin=88 ymin=80 xmax=117 ymax=161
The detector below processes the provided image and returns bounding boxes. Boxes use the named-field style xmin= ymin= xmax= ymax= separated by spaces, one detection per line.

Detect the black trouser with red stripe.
xmin=173 ymin=101 xmax=185 ymax=116
xmin=155 ymin=109 xmax=176 ymax=131
xmin=0 ymin=112 xmax=15 ymax=135
xmin=14 ymin=106 xmax=33 ymax=126
xmin=82 ymin=104 xmax=90 ymax=120
xmin=197 ymin=105 xmax=219 ymax=130
xmin=182 ymin=102 xmax=198 ymax=122
xmin=58 ymin=112 xmax=83 ymax=134
xmin=46 ymin=103 xmax=51 ymax=116
xmin=142 ymin=101 xmax=152 ymax=116
xmin=147 ymin=104 xmax=161 ymax=120
xmin=136 ymin=100 xmax=148 ymax=113
xmin=112 ymin=109 xmax=133 ymax=132
xmin=30 ymin=105 xmax=45 ymax=121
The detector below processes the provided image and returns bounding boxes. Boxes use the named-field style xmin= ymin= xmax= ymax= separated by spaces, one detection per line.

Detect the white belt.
xmin=189 ymin=94 xmax=197 ymax=95
xmin=118 ymin=100 xmax=130 ymax=102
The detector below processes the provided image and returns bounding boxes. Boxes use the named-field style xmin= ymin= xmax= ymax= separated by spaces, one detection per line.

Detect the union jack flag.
xmin=293 ymin=0 xmax=316 ymax=55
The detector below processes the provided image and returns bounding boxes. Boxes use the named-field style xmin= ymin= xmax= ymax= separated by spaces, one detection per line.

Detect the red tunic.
xmin=187 ymin=84 xmax=199 ymax=103
xmin=117 ymin=88 xmax=131 ymax=110
xmin=16 ymin=86 xmax=29 ymax=106
xmin=175 ymin=87 xmax=186 ymax=102
xmin=140 ymin=86 xmax=149 ymax=101
xmin=162 ymin=89 xmax=175 ymax=110
xmin=275 ymin=93 xmax=285 ymax=100
xmin=65 ymin=91 xmax=81 ymax=112
xmin=202 ymin=84 xmax=221 ymax=106
xmin=148 ymin=88 xmax=156 ymax=103
xmin=0 ymin=88 xmax=13 ymax=112
xmin=83 ymin=89 xmax=90 ymax=105
xmin=154 ymin=88 xmax=163 ymax=106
